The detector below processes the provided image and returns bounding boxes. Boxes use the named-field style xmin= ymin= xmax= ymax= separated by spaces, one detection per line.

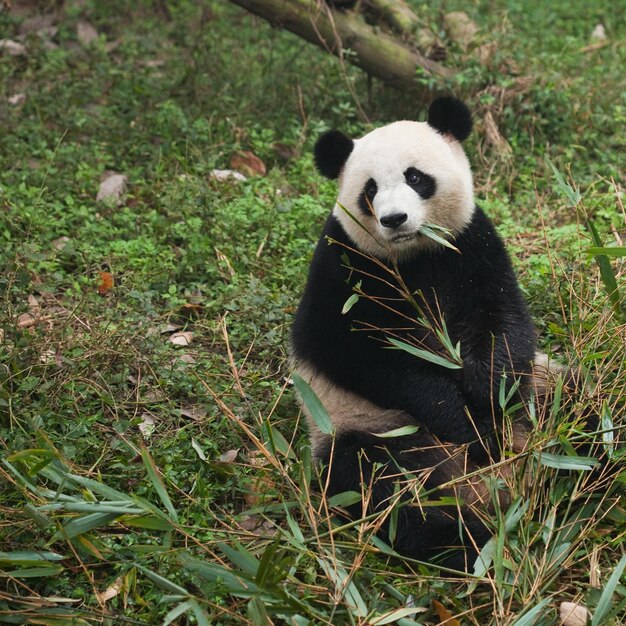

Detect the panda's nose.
xmin=380 ymin=213 xmax=408 ymax=229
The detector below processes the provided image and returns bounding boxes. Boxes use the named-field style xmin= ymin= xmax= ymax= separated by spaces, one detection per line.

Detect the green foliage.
xmin=1 ymin=0 xmax=625 ymax=623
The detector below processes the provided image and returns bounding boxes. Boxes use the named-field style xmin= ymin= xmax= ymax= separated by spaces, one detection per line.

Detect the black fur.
xmin=293 ymin=210 xmax=535 ymax=446
xmin=428 ymin=96 xmax=473 ymax=142
xmin=316 ymin=429 xmax=491 ymax=570
xmin=357 ymin=178 xmax=377 ymax=215
xmin=292 ymin=208 xmax=537 ymax=567
xmin=403 ymin=167 xmax=436 ymax=199
xmin=314 ymin=130 xmax=354 ymax=179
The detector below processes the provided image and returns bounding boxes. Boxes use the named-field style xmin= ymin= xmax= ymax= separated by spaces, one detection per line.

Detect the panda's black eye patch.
xmin=404 ymin=167 xmax=436 ymax=199
xmin=358 ymin=178 xmax=378 ymax=215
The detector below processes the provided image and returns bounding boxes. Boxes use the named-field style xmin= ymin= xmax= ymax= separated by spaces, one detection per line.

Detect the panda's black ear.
xmin=427 ymin=96 xmax=472 ymax=142
xmin=314 ymin=130 xmax=354 ymax=179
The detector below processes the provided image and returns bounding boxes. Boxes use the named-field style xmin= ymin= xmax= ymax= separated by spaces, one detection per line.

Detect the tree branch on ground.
xmin=228 ymin=0 xmax=454 ymax=92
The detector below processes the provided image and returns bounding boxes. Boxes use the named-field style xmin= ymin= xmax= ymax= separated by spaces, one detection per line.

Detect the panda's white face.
xmin=333 ymin=121 xmax=474 ymax=259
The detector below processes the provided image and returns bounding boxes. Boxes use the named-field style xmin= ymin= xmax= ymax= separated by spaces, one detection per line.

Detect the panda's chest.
xmin=347 ymin=254 xmax=461 ymax=339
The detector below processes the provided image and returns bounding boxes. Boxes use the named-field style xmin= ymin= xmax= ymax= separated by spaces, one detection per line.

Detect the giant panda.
xmin=291 ymin=97 xmax=550 ymax=571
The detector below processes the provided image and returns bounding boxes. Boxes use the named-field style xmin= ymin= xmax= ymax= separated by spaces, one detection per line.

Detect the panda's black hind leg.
xmin=317 ymin=430 xmax=492 ymax=572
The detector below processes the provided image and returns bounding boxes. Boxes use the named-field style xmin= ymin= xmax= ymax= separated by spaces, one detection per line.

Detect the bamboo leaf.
xmin=121 ymin=515 xmax=174 ymax=531
xmin=373 ymin=425 xmax=420 ymax=438
xmin=370 ymin=607 xmax=427 ymax=625
xmin=337 ymin=202 xmax=378 ymax=239
xmin=318 ymin=558 xmax=368 ymax=618
xmin=218 ymin=542 xmax=260 ymax=578
xmin=248 ymin=596 xmax=271 ymax=626
xmin=136 ymin=564 xmax=189 ymax=595
xmin=55 ymin=512 xmax=120 ymax=540
xmin=291 ymin=373 xmax=335 ymax=435
xmin=586 ymin=218 xmax=621 ymax=313
xmin=140 ymin=447 xmax=179 ymax=523
xmin=0 ymin=550 xmax=65 ymax=564
xmin=1 ymin=565 xmax=64 ymax=578
xmin=178 ymin=552 xmax=259 ymax=595
xmin=342 ymin=292 xmax=360 ymax=314
xmin=386 ymin=336 xmax=462 ymax=369
xmin=43 ymin=465 xmax=132 ymax=502
xmin=534 ymin=451 xmax=598 ymax=471
xmin=601 ymin=402 xmax=615 ymax=459
xmin=510 ymin=597 xmax=552 ymax=626
xmin=61 ymin=503 xmax=145 ymax=514
xmin=163 ymin=600 xmax=194 ymax=626
xmin=592 ymin=554 xmax=626 ymax=626
xmin=472 ymin=536 xmax=496 ymax=577
xmin=189 ymin=599 xmax=212 ymax=626
xmin=419 ymin=225 xmax=460 ymax=253
xmin=545 ymin=156 xmax=581 ymax=207
xmin=328 ymin=490 xmax=362 ymax=508
xmin=588 ymin=246 xmax=626 ymax=257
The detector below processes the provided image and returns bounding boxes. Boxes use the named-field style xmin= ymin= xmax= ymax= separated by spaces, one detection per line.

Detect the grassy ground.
xmin=1 ymin=0 xmax=625 ymax=624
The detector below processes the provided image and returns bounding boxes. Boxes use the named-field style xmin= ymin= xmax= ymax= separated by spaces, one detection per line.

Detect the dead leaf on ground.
xmin=169 ymin=331 xmax=193 ymax=346
xmin=19 ymin=14 xmax=58 ymax=40
xmin=272 ymin=142 xmax=298 ymax=161
xmin=96 ymin=577 xmax=122 ymax=604
xmin=590 ymin=23 xmax=606 ymax=41
xmin=8 ymin=93 xmax=26 ymax=106
xmin=96 ymin=173 xmax=127 ymax=205
xmin=0 ymin=39 xmax=27 ymax=56
xmin=243 ymin=474 xmax=277 ymax=507
xmin=40 ymin=348 xmax=62 ymax=366
xmin=160 ymin=323 xmax=182 ymax=334
xmin=180 ymin=405 xmax=208 ymax=420
xmin=27 ymin=294 xmax=40 ymax=312
xmin=474 ymin=42 xmax=497 ymax=66
xmin=143 ymin=58 xmax=166 ymax=68
xmin=239 ymin=516 xmax=276 ymax=537
xmin=138 ymin=412 xmax=155 ymax=438
xmin=17 ymin=312 xmax=38 ymax=328
xmin=239 ymin=515 xmax=264 ymax=531
xmin=559 ymin=602 xmax=591 ymax=626
xmin=219 ymin=449 xmax=239 ymax=464
xmin=77 ymin=20 xmax=99 ymax=46
xmin=191 ymin=438 xmax=207 ymax=461
xmin=443 ymin=11 xmax=478 ymax=52
xmin=97 ymin=271 xmax=114 ymax=296
xmin=432 ymin=599 xmax=461 ymax=626
xmin=180 ymin=302 xmax=203 ymax=318
xmin=52 ymin=236 xmax=70 ymax=251
xmin=210 ymin=168 xmax=247 ymax=182
xmin=142 ymin=388 xmax=164 ymax=403
xmin=229 ymin=150 xmax=267 ymax=177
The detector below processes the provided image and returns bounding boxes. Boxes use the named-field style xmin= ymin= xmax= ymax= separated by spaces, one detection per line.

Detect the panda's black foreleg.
xmin=317 ymin=430 xmax=492 ymax=571
xmin=344 ymin=361 xmax=498 ymax=455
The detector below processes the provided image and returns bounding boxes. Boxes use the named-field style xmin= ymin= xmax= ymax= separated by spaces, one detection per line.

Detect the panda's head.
xmin=314 ymin=97 xmax=475 ymax=259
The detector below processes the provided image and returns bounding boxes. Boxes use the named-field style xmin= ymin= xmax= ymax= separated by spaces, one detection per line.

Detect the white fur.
xmin=333 ymin=121 xmax=474 ymax=260
xmin=295 ymin=362 xmax=411 ymax=457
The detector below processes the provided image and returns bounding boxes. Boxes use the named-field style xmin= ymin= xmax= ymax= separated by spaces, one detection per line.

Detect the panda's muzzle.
xmin=380 ymin=212 xmax=408 ymax=229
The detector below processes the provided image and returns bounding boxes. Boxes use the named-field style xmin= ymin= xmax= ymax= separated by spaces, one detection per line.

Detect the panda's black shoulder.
xmin=292 ymin=215 xmax=352 ymax=346
xmin=454 ymin=206 xmax=513 ymax=267
xmin=304 ymin=214 xmax=351 ymax=279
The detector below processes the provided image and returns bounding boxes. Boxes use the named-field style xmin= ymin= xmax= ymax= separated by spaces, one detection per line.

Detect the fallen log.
xmin=228 ymin=0 xmax=454 ymax=92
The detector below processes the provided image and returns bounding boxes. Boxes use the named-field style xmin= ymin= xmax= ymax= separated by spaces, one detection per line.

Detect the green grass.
xmin=1 ymin=0 xmax=625 ymax=624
